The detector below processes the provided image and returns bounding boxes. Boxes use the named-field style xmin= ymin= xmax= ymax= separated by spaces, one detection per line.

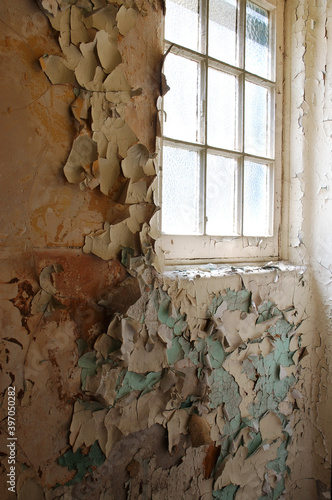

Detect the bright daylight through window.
xmin=160 ymin=0 xmax=282 ymax=263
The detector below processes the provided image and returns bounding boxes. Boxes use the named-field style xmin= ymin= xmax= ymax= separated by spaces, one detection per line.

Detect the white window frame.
xmin=156 ymin=0 xmax=284 ymax=266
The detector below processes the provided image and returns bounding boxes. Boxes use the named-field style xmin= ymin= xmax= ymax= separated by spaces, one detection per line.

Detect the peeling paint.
xmin=1 ymin=0 xmax=332 ymax=498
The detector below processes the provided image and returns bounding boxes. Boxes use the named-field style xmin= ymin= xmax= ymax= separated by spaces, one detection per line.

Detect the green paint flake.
xmin=207 ymin=294 xmax=224 ymax=317
xmin=213 ymin=484 xmax=239 ymax=499
xmin=257 ymin=300 xmax=276 ymax=323
xmin=209 ymin=368 xmax=241 ymax=422
xmin=180 ymin=396 xmax=192 ymax=409
xmin=121 ymin=247 xmax=134 ymax=267
xmin=178 ymin=336 xmax=191 ymax=357
xmin=188 ymin=348 xmax=199 ymax=366
xmin=245 ymin=319 xmax=296 ymax=418
xmin=267 ymin=441 xmax=289 ymax=475
xmin=166 ymin=316 xmax=176 ymax=328
xmin=259 ymin=455 xmax=286 ymax=500
xmin=78 ymin=352 xmax=97 ymax=369
xmin=206 ymin=336 xmax=227 ymax=368
xmin=226 ymin=289 xmax=251 ymax=312
xmin=157 ymin=290 xmax=188 ymax=336
xmin=247 ymin=353 xmax=296 ymax=418
xmin=173 ymin=315 xmax=187 ymax=335
xmin=242 ymin=359 xmax=257 ymax=381
xmin=76 ymin=338 xmax=88 ymax=357
xmin=58 ymin=441 xmax=105 ymax=486
xmin=115 ymin=370 xmax=162 ymax=401
xmin=78 ymin=351 xmax=118 ymax=391
xmin=78 ymin=352 xmax=97 ymax=390
xmin=273 ymin=478 xmax=285 ymax=500
xmin=247 ymin=431 xmax=262 ymax=456
xmin=180 ymin=395 xmax=199 ymax=409
xmin=167 ymin=337 xmax=183 ymax=365
xmin=268 ymin=319 xmax=293 ymax=340
xmin=158 ymin=296 xmax=171 ymax=324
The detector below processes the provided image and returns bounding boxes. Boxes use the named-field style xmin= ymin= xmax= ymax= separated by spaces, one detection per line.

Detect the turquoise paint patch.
xmin=76 ymin=338 xmax=88 ymax=357
xmin=267 ymin=441 xmax=289 ymax=475
xmin=273 ymin=477 xmax=285 ymax=499
xmin=213 ymin=484 xmax=239 ymax=499
xmin=167 ymin=337 xmax=184 ymax=365
xmin=226 ymin=289 xmax=251 ymax=312
xmin=121 ymin=247 xmax=134 ymax=268
xmin=58 ymin=441 xmax=105 ymax=486
xmin=158 ymin=296 xmax=171 ymax=324
xmin=78 ymin=352 xmax=97 ymax=390
xmin=178 ymin=336 xmax=191 ymax=357
xmin=247 ymin=431 xmax=262 ymax=456
xmin=258 ymin=477 xmax=285 ymax=500
xmin=257 ymin=300 xmax=276 ymax=323
xmin=115 ymin=370 xmax=162 ymax=401
xmin=242 ymin=358 xmax=257 ymax=381
xmin=209 ymin=368 xmax=242 ymax=421
xmin=206 ymin=336 xmax=227 ymax=368
xmin=157 ymin=291 xmax=188 ymax=336
xmin=246 ymin=319 xmax=296 ymax=418
xmin=268 ymin=319 xmax=293 ymax=340
xmin=173 ymin=315 xmax=187 ymax=335
xmin=207 ymin=294 xmax=224 ymax=317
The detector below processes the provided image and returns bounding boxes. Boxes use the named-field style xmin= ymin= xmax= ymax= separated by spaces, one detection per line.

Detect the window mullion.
xmin=239 ymin=0 xmax=246 ymax=235
xmin=202 ymin=0 xmax=208 ymax=235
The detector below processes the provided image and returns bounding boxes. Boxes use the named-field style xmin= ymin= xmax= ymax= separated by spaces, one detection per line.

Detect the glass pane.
xmin=165 ymin=0 xmax=200 ymax=52
xmin=163 ymin=54 xmax=199 ymax=143
xmin=208 ymin=68 xmax=238 ymax=150
xmin=209 ymin=0 xmax=238 ymax=66
xmin=246 ymin=1 xmax=271 ymax=79
xmin=162 ymin=146 xmax=201 ymax=235
xmin=245 ymin=81 xmax=271 ymax=157
xmin=243 ymin=161 xmax=270 ymax=236
xmin=206 ymin=155 xmax=238 ymax=235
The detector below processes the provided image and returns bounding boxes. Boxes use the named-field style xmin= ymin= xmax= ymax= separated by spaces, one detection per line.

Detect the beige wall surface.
xmin=0 ymin=0 xmax=331 ymax=499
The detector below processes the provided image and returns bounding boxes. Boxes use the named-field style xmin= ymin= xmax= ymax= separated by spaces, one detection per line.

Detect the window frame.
xmin=156 ymin=0 xmax=284 ymax=265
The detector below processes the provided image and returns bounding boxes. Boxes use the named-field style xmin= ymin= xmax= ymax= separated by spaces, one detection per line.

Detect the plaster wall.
xmin=0 ymin=0 xmax=331 ymax=499
xmin=282 ymin=0 xmax=332 ymax=495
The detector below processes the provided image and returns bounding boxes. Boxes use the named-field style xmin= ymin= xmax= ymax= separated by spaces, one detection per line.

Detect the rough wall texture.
xmin=283 ymin=0 xmax=332 ymax=497
xmin=0 ymin=0 xmax=331 ymax=499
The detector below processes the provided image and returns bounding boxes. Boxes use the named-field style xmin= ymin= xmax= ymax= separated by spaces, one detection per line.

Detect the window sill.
xmin=159 ymin=261 xmax=305 ymax=280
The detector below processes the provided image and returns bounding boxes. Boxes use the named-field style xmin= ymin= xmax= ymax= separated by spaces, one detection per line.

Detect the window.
xmin=159 ymin=0 xmax=283 ymax=264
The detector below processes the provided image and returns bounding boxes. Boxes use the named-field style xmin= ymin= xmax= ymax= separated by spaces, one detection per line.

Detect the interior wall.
xmin=0 ymin=0 xmax=331 ymax=499
xmin=283 ymin=0 xmax=332 ymax=496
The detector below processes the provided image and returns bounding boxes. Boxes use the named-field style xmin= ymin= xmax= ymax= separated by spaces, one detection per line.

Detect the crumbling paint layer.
xmin=47 ymin=263 xmax=315 ymax=499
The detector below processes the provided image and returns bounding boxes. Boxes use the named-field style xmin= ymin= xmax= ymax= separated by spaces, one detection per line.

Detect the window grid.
xmin=162 ymin=0 xmax=276 ymax=238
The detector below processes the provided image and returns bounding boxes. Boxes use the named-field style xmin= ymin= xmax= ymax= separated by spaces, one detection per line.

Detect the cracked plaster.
xmin=0 ymin=0 xmax=331 ymax=499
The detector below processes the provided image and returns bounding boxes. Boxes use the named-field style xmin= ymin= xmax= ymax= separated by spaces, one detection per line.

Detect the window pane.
xmin=208 ymin=68 xmax=238 ymax=150
xmin=246 ymin=1 xmax=271 ymax=79
xmin=245 ymin=81 xmax=271 ymax=157
xmin=206 ymin=154 xmax=238 ymax=235
xmin=165 ymin=0 xmax=200 ymax=52
xmin=162 ymin=146 xmax=201 ymax=235
xmin=209 ymin=0 xmax=238 ymax=66
xmin=243 ymin=161 xmax=271 ymax=236
xmin=163 ymin=54 xmax=200 ymax=143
